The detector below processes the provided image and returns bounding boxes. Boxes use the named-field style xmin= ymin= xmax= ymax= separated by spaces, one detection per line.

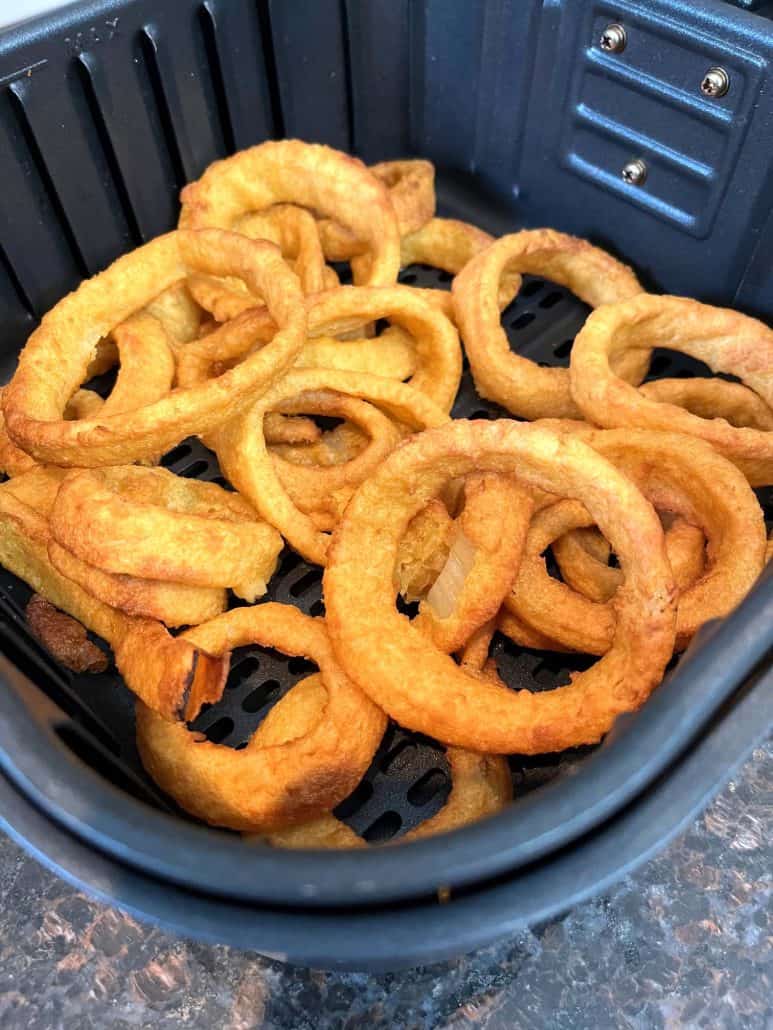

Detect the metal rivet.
xmin=621 ymin=159 xmax=648 ymax=186
xmin=599 ymin=23 xmax=627 ymax=53
xmin=701 ymin=66 xmax=730 ymax=98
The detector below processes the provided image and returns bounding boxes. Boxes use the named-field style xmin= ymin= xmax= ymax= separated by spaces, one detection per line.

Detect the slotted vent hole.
xmin=407 ymin=768 xmax=446 ymax=807
xmin=179 ymin=459 xmax=209 ymax=479
xmin=362 ymin=810 xmax=403 ymax=844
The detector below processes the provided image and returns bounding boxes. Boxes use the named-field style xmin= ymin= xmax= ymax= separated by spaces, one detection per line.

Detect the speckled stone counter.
xmin=1 ymin=739 xmax=770 ymax=1030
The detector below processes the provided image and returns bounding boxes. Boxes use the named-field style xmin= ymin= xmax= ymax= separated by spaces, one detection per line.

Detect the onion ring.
xmin=0 ymin=477 xmax=227 ymax=721
xmin=187 ymin=204 xmax=331 ymax=324
xmin=213 ymin=369 xmax=449 ymax=565
xmin=101 ymin=313 xmax=175 ymax=418
xmin=305 ymin=287 xmax=462 ymax=413
xmin=6 ymin=465 xmax=227 ymax=627
xmin=324 ymin=419 xmax=677 ymax=753
xmin=268 ymin=389 xmax=402 ymax=527
xmin=639 ymin=377 xmax=773 ymax=431
xmin=452 ymin=229 xmax=646 ymax=419
xmin=415 ymin=473 xmax=533 ymax=654
xmin=505 ymin=427 xmax=765 ymax=653
xmin=176 ymin=313 xmax=417 ymax=389
xmin=319 ymin=159 xmax=435 ymax=262
xmin=263 ymin=412 xmax=321 ymax=447
xmin=50 ymin=466 xmax=282 ymax=602
xmin=179 ymin=139 xmax=400 ymax=286
xmin=2 ymin=230 xmax=306 ymax=466
xmin=0 ymin=309 xmax=174 ymax=476
xmin=135 ymin=605 xmax=387 ymax=831
xmin=554 ymin=515 xmax=705 ymax=604
xmin=569 ymin=294 xmax=773 ymax=485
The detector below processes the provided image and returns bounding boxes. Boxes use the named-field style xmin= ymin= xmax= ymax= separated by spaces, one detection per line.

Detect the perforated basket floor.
xmin=1 ymin=262 xmax=771 ymax=845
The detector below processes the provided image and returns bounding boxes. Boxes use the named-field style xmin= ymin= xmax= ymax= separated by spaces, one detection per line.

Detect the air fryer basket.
xmin=1 ymin=0 xmax=773 ymax=964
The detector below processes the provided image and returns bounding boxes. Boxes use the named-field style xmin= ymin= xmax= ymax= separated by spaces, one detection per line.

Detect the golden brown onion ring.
xmin=324 ymin=419 xmax=676 ymax=753
xmin=192 ymin=204 xmax=330 ymax=322
xmin=180 ymin=140 xmax=400 ymax=286
xmin=0 ymin=478 xmax=227 ymax=721
xmin=6 ymin=465 xmax=226 ymax=627
xmin=319 ymin=159 xmax=435 ymax=263
xmin=268 ymin=389 xmax=402 ymax=528
xmin=306 ymin=286 xmax=462 ymax=413
xmin=0 ymin=309 xmax=174 ymax=476
xmin=639 ymin=377 xmax=773 ymax=431
xmin=135 ymin=605 xmax=387 ymax=831
xmin=506 ymin=427 xmax=765 ymax=653
xmin=554 ymin=515 xmax=705 ymax=604
xmin=101 ymin=313 xmax=175 ymax=418
xmin=452 ymin=229 xmax=645 ymax=420
xmin=213 ymin=369 xmax=449 ymax=565
xmin=50 ymin=466 xmax=282 ymax=602
xmin=415 ymin=474 xmax=532 ymax=654
xmin=2 ymin=230 xmax=306 ymax=466
xmin=47 ymin=539 xmax=226 ymax=627
xmin=569 ymin=295 xmax=773 ymax=485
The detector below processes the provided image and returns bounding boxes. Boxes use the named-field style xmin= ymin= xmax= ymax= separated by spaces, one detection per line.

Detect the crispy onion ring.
xmin=50 ymin=466 xmax=282 ymax=603
xmin=135 ymin=605 xmax=387 ymax=831
xmin=268 ymin=389 xmax=403 ymax=528
xmin=319 ymin=159 xmax=436 ymax=262
xmin=263 ymin=412 xmax=321 ymax=447
xmin=569 ymin=295 xmax=773 ymax=485
xmin=179 ymin=139 xmax=400 ymax=286
xmin=0 ymin=477 xmax=227 ymax=721
xmin=0 ymin=311 xmax=174 ymax=476
xmin=554 ymin=515 xmax=705 ymax=604
xmin=452 ymin=229 xmax=646 ymax=419
xmin=187 ymin=204 xmax=331 ymax=323
xmin=639 ymin=377 xmax=773 ymax=431
xmin=47 ymin=538 xmax=226 ymax=627
xmin=306 ymin=287 xmax=462 ymax=413
xmin=324 ymin=420 xmax=677 ymax=753
xmin=398 ymin=217 xmax=520 ymax=322
xmin=506 ymin=428 xmax=765 ymax=654
xmin=8 ymin=466 xmax=226 ymax=627
xmin=101 ymin=313 xmax=175 ymax=418
xmin=496 ymin=609 xmax=570 ymax=653
xmin=237 ymin=204 xmax=329 ymax=294
xmin=176 ymin=310 xmax=417 ymax=388
xmin=2 ymin=230 xmax=306 ymax=466
xmin=213 ymin=370 xmax=449 ymax=565
xmin=415 ymin=473 xmax=532 ymax=654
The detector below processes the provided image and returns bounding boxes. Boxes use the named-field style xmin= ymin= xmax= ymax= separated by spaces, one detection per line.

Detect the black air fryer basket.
xmin=1 ymin=0 xmax=773 ymax=972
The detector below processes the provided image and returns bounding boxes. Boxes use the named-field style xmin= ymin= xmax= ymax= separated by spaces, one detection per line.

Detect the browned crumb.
xmin=26 ymin=594 xmax=109 ymax=674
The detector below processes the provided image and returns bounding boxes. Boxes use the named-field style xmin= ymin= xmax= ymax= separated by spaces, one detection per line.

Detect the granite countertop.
xmin=0 ymin=739 xmax=770 ymax=1030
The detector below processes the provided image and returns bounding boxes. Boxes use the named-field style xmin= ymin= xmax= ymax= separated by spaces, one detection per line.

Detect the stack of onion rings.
xmin=1 ymin=137 xmax=769 ymax=850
